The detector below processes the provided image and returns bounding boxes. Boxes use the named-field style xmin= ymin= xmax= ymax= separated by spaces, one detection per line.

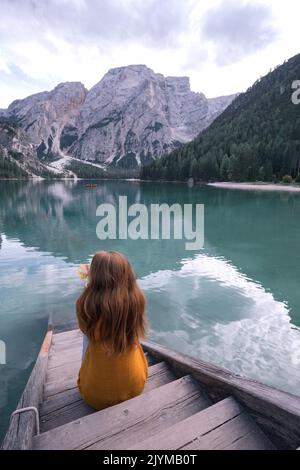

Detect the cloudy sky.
xmin=0 ymin=0 xmax=299 ymax=107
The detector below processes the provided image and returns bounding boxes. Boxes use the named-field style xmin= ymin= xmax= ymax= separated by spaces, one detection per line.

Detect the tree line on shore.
xmin=141 ymin=54 xmax=300 ymax=184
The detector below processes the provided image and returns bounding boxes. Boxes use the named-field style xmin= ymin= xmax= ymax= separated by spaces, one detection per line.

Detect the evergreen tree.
xmin=220 ymin=154 xmax=230 ymax=180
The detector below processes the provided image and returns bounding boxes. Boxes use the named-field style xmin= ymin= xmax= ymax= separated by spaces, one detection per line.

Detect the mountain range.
xmin=0 ymin=65 xmax=236 ymax=178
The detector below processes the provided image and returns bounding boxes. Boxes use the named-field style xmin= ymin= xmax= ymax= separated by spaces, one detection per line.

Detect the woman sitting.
xmin=76 ymin=251 xmax=148 ymax=410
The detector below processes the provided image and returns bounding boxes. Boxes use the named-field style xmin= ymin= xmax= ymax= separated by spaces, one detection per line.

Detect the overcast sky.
xmin=0 ymin=0 xmax=299 ymax=107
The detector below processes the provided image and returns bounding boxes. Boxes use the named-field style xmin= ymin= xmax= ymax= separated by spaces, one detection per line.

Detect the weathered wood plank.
xmin=52 ymin=329 xmax=82 ymax=344
xmin=40 ymin=362 xmax=176 ymax=432
xmin=141 ymin=340 xmax=300 ymax=449
xmin=50 ymin=341 xmax=82 ymax=354
xmin=221 ymin=428 xmax=275 ymax=450
xmin=51 ymin=338 xmax=82 ymax=353
xmin=131 ymin=396 xmax=274 ymax=451
xmin=46 ymin=346 xmax=157 ymax=384
xmin=144 ymin=352 xmax=158 ymax=366
xmin=44 ymin=356 xmax=163 ymax=399
xmin=182 ymin=412 xmax=275 ymax=450
xmin=33 ymin=375 xmax=212 ymax=450
xmin=44 ymin=361 xmax=174 ymax=406
xmin=49 ymin=345 xmax=157 ymax=368
xmin=1 ymin=330 xmax=53 ymax=450
xmin=130 ymin=396 xmax=241 ymax=450
xmin=44 ymin=377 xmax=77 ymax=399
xmin=44 ymin=354 xmax=159 ymax=400
xmin=48 ymin=347 xmax=82 ymax=369
xmin=46 ymin=360 xmax=80 ymax=384
xmin=40 ymin=396 xmax=95 ymax=433
xmin=143 ymin=361 xmax=176 ymax=392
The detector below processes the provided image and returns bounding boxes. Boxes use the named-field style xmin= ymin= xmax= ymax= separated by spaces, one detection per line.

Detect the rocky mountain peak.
xmin=2 ymin=65 xmax=237 ymax=171
xmin=166 ymin=76 xmax=191 ymax=94
xmin=7 ymin=81 xmax=87 ymax=158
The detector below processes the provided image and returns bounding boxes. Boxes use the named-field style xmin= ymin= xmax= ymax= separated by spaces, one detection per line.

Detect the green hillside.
xmin=141 ymin=53 xmax=300 ymax=182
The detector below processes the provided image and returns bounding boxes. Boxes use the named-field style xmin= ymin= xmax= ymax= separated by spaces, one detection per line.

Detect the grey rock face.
xmin=207 ymin=95 xmax=238 ymax=124
xmin=0 ymin=117 xmax=57 ymax=176
xmin=70 ymin=65 xmax=236 ymax=168
xmin=7 ymin=82 xmax=87 ymax=159
xmin=4 ymin=66 xmax=236 ymax=169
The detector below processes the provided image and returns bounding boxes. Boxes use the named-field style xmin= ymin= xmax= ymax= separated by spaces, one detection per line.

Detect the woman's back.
xmin=78 ymin=340 xmax=148 ymax=410
xmin=76 ymin=251 xmax=148 ymax=410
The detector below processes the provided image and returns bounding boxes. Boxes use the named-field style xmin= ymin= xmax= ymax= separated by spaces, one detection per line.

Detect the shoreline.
xmin=208 ymin=182 xmax=300 ymax=193
xmin=2 ymin=178 xmax=300 ymax=193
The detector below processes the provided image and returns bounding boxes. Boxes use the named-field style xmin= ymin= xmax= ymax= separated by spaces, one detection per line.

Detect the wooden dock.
xmin=2 ymin=328 xmax=300 ymax=450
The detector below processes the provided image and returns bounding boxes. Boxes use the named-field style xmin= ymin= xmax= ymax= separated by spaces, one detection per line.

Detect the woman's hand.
xmin=77 ymin=264 xmax=90 ymax=280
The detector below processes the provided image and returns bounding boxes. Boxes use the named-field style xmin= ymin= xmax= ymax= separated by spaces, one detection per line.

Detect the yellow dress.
xmin=77 ymin=340 xmax=148 ymax=410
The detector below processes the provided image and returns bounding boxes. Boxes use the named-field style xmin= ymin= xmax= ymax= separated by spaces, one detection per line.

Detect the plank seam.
xmin=81 ymin=390 xmax=202 ymax=450
xmin=177 ymin=410 xmax=244 ymax=450
xmin=40 ymin=398 xmax=85 ymax=418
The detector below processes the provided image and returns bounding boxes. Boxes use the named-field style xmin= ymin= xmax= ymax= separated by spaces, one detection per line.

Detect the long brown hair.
xmin=76 ymin=251 xmax=146 ymax=355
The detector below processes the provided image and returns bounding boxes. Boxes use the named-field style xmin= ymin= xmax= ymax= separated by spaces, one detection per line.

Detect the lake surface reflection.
xmin=1 ymin=180 xmax=300 ymax=441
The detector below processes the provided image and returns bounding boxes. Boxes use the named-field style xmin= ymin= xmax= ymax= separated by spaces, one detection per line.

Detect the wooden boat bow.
xmin=2 ymin=328 xmax=300 ymax=450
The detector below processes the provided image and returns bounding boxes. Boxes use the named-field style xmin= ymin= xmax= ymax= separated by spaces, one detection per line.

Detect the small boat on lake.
xmin=2 ymin=326 xmax=300 ymax=450
xmin=85 ymin=184 xmax=97 ymax=188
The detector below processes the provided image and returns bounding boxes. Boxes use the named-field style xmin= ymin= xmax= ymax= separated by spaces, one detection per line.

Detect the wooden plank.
xmin=43 ymin=357 xmax=164 ymax=399
xmin=33 ymin=375 xmax=212 ymax=450
xmin=221 ymin=427 xmax=275 ymax=450
xmin=143 ymin=361 xmax=176 ymax=392
xmin=40 ymin=362 xmax=176 ymax=432
xmin=44 ymin=361 xmax=173 ymax=403
xmin=50 ymin=339 xmax=82 ymax=355
xmin=131 ymin=396 xmax=274 ymax=451
xmin=1 ymin=330 xmax=53 ymax=450
xmin=182 ymin=412 xmax=275 ymax=450
xmin=141 ymin=339 xmax=300 ymax=449
xmin=144 ymin=352 xmax=158 ymax=366
xmin=44 ymin=377 xmax=77 ymax=399
xmin=48 ymin=347 xmax=82 ymax=369
xmin=50 ymin=342 xmax=156 ymax=365
xmin=49 ymin=336 xmax=81 ymax=356
xmin=130 ymin=396 xmax=242 ymax=450
xmin=52 ymin=329 xmax=82 ymax=344
xmin=46 ymin=360 xmax=80 ymax=384
xmin=40 ymin=395 xmax=94 ymax=433
xmin=46 ymin=349 xmax=157 ymax=384
xmin=50 ymin=340 xmax=82 ymax=353
xmin=49 ymin=345 xmax=157 ymax=368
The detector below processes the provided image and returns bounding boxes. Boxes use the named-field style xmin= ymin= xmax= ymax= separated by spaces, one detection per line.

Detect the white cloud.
xmin=0 ymin=0 xmax=299 ymax=107
xmin=201 ymin=0 xmax=277 ymax=65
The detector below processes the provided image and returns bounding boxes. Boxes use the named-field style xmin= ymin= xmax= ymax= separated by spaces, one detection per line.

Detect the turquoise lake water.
xmin=0 ymin=180 xmax=300 ymax=441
